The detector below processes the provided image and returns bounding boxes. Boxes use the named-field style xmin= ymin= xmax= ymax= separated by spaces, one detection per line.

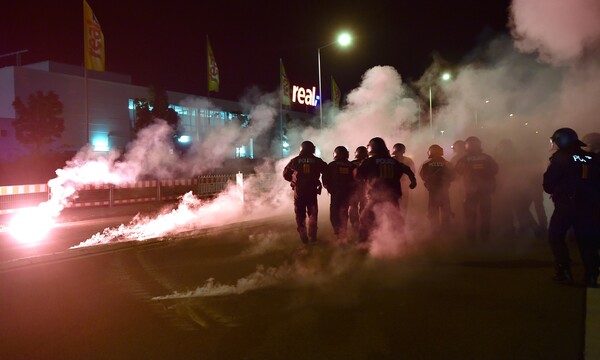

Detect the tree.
xmin=133 ymin=85 xmax=179 ymax=135
xmin=12 ymin=90 xmax=65 ymax=152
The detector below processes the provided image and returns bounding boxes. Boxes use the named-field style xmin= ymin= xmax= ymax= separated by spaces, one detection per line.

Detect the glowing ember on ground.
xmin=8 ymin=207 xmax=55 ymax=245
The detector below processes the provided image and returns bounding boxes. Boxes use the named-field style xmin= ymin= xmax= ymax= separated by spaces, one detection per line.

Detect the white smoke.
xmin=510 ymin=0 xmax=600 ymax=64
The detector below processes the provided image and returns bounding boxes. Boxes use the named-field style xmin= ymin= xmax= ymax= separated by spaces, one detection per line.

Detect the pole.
xmin=318 ymin=47 xmax=323 ymax=129
xmin=428 ymin=86 xmax=433 ymax=138
xmin=85 ymin=67 xmax=89 ymax=144
xmin=279 ymin=59 xmax=284 ymax=158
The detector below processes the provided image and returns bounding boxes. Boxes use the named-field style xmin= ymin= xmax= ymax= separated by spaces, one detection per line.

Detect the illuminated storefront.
xmin=0 ymin=61 xmax=311 ymax=161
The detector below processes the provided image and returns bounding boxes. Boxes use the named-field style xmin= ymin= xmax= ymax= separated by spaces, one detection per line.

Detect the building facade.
xmin=0 ymin=61 xmax=309 ymax=162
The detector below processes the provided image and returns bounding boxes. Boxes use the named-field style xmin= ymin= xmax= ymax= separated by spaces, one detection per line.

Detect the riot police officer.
xmin=419 ymin=144 xmax=455 ymax=234
xmin=450 ymin=139 xmax=466 ymax=166
xmin=356 ymin=137 xmax=417 ymax=244
xmin=349 ymin=146 xmax=368 ymax=233
xmin=323 ymin=146 xmax=356 ymax=242
xmin=543 ymin=128 xmax=600 ymax=287
xmin=391 ymin=143 xmax=416 ymax=217
xmin=455 ymin=136 xmax=499 ymax=242
xmin=283 ymin=141 xmax=328 ymax=244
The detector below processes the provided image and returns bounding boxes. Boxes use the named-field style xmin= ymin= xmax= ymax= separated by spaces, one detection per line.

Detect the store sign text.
xmin=292 ymin=85 xmax=318 ymax=107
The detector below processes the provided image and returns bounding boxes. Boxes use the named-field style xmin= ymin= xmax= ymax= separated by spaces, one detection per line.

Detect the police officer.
xmin=419 ymin=144 xmax=455 ymax=234
xmin=356 ymin=137 xmax=417 ymax=244
xmin=450 ymin=140 xmax=466 ymax=166
xmin=391 ymin=143 xmax=416 ymax=217
xmin=349 ymin=146 xmax=368 ymax=233
xmin=543 ymin=128 xmax=600 ymax=287
xmin=322 ymin=146 xmax=356 ymax=243
xmin=449 ymin=139 xmax=467 ymax=231
xmin=283 ymin=141 xmax=328 ymax=244
xmin=455 ymin=136 xmax=499 ymax=242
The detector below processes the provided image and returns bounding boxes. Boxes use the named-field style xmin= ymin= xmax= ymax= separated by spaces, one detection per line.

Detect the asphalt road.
xmin=0 ymin=210 xmax=592 ymax=360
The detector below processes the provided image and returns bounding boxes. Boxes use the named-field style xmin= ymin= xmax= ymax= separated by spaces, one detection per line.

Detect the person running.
xmin=323 ymin=146 xmax=356 ymax=243
xmin=283 ymin=140 xmax=328 ymax=244
xmin=356 ymin=138 xmax=416 ymax=244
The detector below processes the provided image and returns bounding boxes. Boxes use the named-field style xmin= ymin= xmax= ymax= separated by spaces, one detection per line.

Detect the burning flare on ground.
xmin=8 ymin=206 xmax=56 ymax=245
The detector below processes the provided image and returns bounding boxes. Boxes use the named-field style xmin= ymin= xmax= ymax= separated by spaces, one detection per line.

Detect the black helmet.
xmin=300 ymin=140 xmax=316 ymax=155
xmin=354 ymin=146 xmax=368 ymax=161
xmin=465 ymin=136 xmax=482 ymax=153
xmin=551 ymin=128 xmax=585 ymax=149
xmin=391 ymin=143 xmax=406 ymax=156
xmin=451 ymin=140 xmax=465 ymax=153
xmin=367 ymin=137 xmax=389 ymax=157
xmin=333 ymin=146 xmax=349 ymax=161
xmin=428 ymin=144 xmax=444 ymax=158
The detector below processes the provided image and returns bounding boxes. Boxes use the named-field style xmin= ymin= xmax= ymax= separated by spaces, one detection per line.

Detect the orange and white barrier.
xmin=0 ymin=175 xmax=243 ymax=215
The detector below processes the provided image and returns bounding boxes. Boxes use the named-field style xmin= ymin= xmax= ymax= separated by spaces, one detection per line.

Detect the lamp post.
xmin=318 ymin=32 xmax=352 ymax=129
xmin=428 ymin=71 xmax=452 ymax=137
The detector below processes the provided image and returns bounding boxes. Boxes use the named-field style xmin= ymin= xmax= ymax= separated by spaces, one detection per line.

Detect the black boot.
xmin=552 ymin=265 xmax=573 ymax=285
xmin=297 ymin=227 xmax=309 ymax=244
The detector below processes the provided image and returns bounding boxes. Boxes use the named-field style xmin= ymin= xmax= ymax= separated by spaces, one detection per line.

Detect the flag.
xmin=331 ymin=76 xmax=341 ymax=108
xmin=207 ymin=37 xmax=220 ymax=93
xmin=280 ymin=60 xmax=291 ymax=106
xmin=83 ymin=0 xmax=105 ymax=71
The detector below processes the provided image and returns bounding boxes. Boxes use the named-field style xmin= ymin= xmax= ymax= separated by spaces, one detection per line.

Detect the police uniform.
xmin=455 ymin=138 xmax=499 ymax=241
xmin=323 ymin=158 xmax=356 ymax=241
xmin=283 ymin=146 xmax=328 ymax=244
xmin=419 ymin=151 xmax=455 ymax=233
xmin=543 ymin=128 xmax=600 ymax=287
xmin=356 ymin=146 xmax=416 ymax=243
xmin=349 ymin=148 xmax=368 ymax=233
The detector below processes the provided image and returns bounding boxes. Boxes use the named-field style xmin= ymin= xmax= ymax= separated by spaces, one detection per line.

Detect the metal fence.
xmin=0 ymin=174 xmax=243 ymax=215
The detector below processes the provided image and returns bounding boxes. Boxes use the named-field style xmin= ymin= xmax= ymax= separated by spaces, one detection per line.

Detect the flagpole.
xmin=279 ymin=59 xmax=284 ymax=158
xmin=85 ymin=67 xmax=89 ymax=144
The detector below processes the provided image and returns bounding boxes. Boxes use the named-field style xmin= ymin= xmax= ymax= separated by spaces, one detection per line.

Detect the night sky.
xmin=2 ymin=0 xmax=512 ymax=102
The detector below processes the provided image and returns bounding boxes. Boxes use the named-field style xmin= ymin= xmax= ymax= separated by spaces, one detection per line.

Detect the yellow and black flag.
xmin=83 ymin=0 xmax=105 ymax=71
xmin=280 ymin=60 xmax=291 ymax=106
xmin=207 ymin=36 xmax=220 ymax=93
xmin=331 ymin=76 xmax=341 ymax=108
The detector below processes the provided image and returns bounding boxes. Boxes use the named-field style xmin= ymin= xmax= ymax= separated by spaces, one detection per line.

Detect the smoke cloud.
xmin=510 ymin=0 xmax=600 ymax=64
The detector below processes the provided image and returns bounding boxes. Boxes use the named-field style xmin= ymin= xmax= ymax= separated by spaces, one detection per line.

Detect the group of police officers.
xmin=283 ymin=128 xmax=600 ymax=288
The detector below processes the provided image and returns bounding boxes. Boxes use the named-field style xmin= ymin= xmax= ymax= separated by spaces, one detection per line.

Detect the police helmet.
xmin=428 ymin=144 xmax=444 ymax=158
xmin=354 ymin=146 xmax=368 ymax=161
xmin=464 ymin=136 xmax=482 ymax=153
xmin=550 ymin=128 xmax=585 ymax=149
xmin=333 ymin=146 xmax=350 ymax=161
xmin=391 ymin=143 xmax=406 ymax=156
xmin=367 ymin=137 xmax=389 ymax=157
xmin=451 ymin=140 xmax=465 ymax=153
xmin=300 ymin=140 xmax=316 ymax=155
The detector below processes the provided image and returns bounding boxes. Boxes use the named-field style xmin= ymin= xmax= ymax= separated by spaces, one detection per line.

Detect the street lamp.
xmin=318 ymin=32 xmax=352 ymax=128
xmin=429 ymin=71 xmax=452 ymax=137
